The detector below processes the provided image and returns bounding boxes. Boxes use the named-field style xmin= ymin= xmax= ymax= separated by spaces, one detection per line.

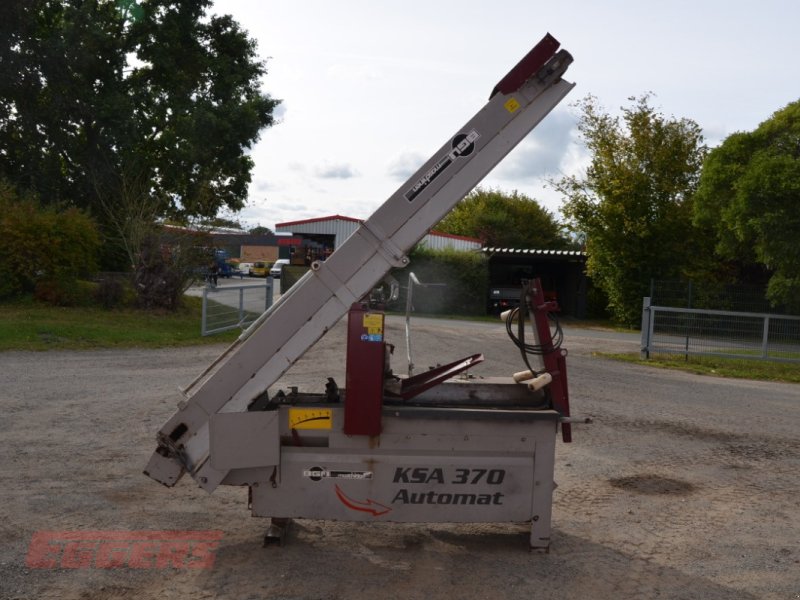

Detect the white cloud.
xmin=314 ymin=163 xmax=359 ymax=179
xmin=494 ymin=109 xmax=577 ymax=181
xmin=212 ymin=0 xmax=800 ymax=230
xmin=386 ymin=151 xmax=426 ymax=180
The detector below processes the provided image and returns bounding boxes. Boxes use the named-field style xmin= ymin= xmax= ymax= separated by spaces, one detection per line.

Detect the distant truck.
xmin=489 ymin=284 xmax=558 ymax=314
xmin=206 ymin=250 xmax=243 ymax=283
xmin=488 ymin=286 xmax=522 ymax=314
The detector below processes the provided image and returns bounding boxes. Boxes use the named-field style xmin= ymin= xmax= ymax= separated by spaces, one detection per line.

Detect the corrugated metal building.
xmin=417 ymin=230 xmax=482 ymax=251
xmin=274 ymin=215 xmax=482 ymax=252
xmin=211 ymin=232 xmax=279 ymax=262
xmin=482 ymin=247 xmax=588 ymax=318
xmin=161 ymin=225 xmax=280 ymax=263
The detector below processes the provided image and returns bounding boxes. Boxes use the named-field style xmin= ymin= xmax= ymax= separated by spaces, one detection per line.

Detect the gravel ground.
xmin=0 ymin=315 xmax=798 ymax=600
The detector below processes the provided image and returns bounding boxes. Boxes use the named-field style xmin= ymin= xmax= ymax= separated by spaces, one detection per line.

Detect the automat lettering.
xmin=391 ymin=489 xmax=504 ymax=506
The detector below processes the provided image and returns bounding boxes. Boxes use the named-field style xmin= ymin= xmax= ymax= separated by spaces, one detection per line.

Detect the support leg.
xmin=263 ymin=517 xmax=292 ymax=547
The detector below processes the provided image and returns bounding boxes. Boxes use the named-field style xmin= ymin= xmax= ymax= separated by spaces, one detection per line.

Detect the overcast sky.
xmin=210 ymin=0 xmax=800 ymax=230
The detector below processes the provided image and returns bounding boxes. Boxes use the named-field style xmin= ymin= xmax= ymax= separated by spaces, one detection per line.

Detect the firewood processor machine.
xmin=145 ymin=34 xmax=579 ymax=550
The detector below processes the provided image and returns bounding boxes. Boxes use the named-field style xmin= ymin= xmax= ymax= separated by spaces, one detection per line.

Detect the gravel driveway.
xmin=0 ymin=316 xmax=798 ymax=600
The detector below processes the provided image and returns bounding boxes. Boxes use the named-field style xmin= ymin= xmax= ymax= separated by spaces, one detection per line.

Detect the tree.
xmin=0 ymin=0 xmax=279 ymax=264
xmin=133 ymin=227 xmax=210 ymax=311
xmin=436 ymin=187 xmax=571 ymax=249
xmin=552 ymin=95 xmax=708 ymax=325
xmin=249 ymin=225 xmax=274 ymax=236
xmin=693 ymin=100 xmax=800 ymax=312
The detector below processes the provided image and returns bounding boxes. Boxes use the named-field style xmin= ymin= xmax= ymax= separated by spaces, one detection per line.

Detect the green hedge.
xmin=276 ymin=250 xmax=488 ymax=316
xmin=390 ymin=247 xmax=488 ymax=316
xmin=0 ymin=181 xmax=100 ymax=302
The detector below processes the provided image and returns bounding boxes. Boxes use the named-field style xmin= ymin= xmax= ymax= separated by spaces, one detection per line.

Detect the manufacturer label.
xmin=329 ymin=465 xmax=513 ymax=518
xmin=404 ymin=130 xmax=480 ymax=202
xmin=390 ymin=467 xmax=507 ymax=506
xmin=303 ymin=467 xmax=373 ymax=481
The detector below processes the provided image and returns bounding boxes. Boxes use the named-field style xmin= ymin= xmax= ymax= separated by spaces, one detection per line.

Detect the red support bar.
xmin=344 ymin=304 xmax=386 ymax=436
xmin=527 ymin=279 xmax=572 ymax=442
xmin=490 ymin=33 xmax=560 ymax=98
xmin=396 ymin=354 xmax=485 ymax=401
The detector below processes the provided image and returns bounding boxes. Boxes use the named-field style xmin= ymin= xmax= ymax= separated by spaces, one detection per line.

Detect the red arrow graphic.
xmin=334 ymin=484 xmax=392 ymax=517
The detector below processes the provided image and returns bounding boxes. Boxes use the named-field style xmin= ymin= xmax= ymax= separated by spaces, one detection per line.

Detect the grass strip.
xmin=0 ymin=297 xmax=238 ymax=351
xmin=599 ymin=352 xmax=800 ymax=384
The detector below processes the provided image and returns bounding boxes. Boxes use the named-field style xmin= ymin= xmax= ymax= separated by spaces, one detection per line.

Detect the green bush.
xmin=0 ymin=182 xmax=100 ymax=301
xmin=94 ymin=277 xmax=129 ymax=309
xmin=391 ymin=247 xmax=489 ymax=315
xmin=585 ymin=282 xmax=611 ymax=320
xmin=33 ymin=279 xmax=97 ymax=307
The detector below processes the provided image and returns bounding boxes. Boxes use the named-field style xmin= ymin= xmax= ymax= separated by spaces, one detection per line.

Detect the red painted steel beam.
xmin=490 ymin=33 xmax=560 ymax=98
xmin=528 ymin=279 xmax=572 ymax=442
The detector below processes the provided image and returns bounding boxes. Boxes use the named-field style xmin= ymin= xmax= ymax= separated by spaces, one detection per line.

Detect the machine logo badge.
xmin=404 ymin=129 xmax=480 ymax=202
xmin=334 ymin=485 xmax=392 ymax=517
xmin=303 ymin=467 xmax=374 ymax=482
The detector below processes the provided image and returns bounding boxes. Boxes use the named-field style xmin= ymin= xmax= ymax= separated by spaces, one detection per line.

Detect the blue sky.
xmin=210 ymin=0 xmax=800 ymax=229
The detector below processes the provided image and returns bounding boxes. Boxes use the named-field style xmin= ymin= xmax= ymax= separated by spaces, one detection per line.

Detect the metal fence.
xmin=640 ymin=298 xmax=800 ymax=363
xmin=650 ymin=279 xmax=792 ymax=315
xmin=201 ymin=279 xmax=274 ymax=336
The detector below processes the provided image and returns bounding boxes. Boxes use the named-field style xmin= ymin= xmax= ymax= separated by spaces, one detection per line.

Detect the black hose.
xmin=504 ymin=301 xmax=563 ymax=374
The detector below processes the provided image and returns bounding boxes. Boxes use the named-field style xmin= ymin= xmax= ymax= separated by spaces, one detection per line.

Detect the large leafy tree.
xmin=0 ymin=0 xmax=278 ymax=249
xmin=553 ymin=95 xmax=708 ymax=325
xmin=437 ymin=187 xmax=571 ymax=249
xmin=693 ymin=100 xmax=800 ymax=312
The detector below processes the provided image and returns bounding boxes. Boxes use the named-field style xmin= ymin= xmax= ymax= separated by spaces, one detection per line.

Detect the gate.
xmin=201 ymin=279 xmax=274 ymax=336
xmin=640 ymin=298 xmax=800 ymax=362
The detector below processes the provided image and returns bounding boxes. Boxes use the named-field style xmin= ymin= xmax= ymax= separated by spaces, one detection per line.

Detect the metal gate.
xmin=201 ymin=279 xmax=274 ymax=336
xmin=640 ymin=297 xmax=800 ymax=362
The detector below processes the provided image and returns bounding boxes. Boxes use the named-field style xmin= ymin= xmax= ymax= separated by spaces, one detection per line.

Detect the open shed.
xmin=483 ymin=247 xmax=588 ymax=318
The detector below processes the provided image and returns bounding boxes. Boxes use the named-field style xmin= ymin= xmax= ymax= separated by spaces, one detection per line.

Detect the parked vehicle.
xmin=249 ymin=261 xmax=269 ymax=277
xmin=269 ymin=258 xmax=290 ymax=278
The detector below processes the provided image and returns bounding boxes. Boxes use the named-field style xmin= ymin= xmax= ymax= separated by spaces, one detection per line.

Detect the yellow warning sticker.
xmin=288 ymin=408 xmax=333 ymax=430
xmin=362 ymin=313 xmax=383 ymax=332
xmin=504 ymin=97 xmax=521 ymax=113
